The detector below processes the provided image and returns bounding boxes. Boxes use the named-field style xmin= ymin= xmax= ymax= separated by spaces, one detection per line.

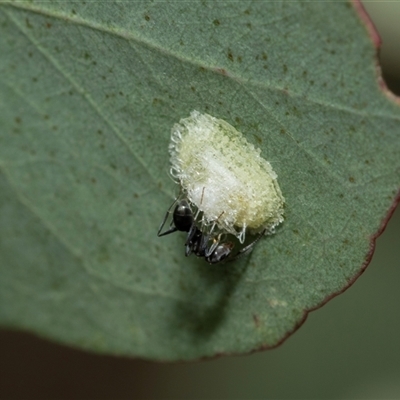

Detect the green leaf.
xmin=0 ymin=1 xmax=399 ymax=360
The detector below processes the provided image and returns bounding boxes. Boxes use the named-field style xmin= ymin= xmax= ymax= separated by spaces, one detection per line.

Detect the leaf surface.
xmin=0 ymin=1 xmax=399 ymax=360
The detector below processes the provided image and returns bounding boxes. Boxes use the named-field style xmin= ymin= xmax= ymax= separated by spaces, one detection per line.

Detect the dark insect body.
xmin=158 ymin=199 xmax=264 ymax=264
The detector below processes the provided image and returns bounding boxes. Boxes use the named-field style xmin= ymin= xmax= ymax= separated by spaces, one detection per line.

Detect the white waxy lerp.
xmin=169 ymin=110 xmax=284 ymax=243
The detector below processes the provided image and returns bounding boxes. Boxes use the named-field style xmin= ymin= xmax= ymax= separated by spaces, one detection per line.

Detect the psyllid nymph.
xmin=158 ymin=110 xmax=285 ymax=264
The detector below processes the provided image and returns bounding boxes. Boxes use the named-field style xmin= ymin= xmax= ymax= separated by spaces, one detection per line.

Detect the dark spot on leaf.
xmin=110 ymin=163 xmax=117 ymax=170
xmin=215 ymin=68 xmax=228 ymax=75
xmin=144 ymin=14 xmax=150 ymax=21
xmin=91 ymin=178 xmax=96 ymax=184
xmin=52 ymin=125 xmax=58 ymax=131
xmin=25 ymin=18 xmax=32 ymax=28
xmin=237 ymin=55 xmax=242 ymax=63
xmin=43 ymin=115 xmax=49 ymax=120
xmin=92 ymin=61 xmax=97 ymax=66
xmin=262 ymin=52 xmax=267 ymax=60
xmin=28 ymin=51 xmax=33 ymax=57
xmin=324 ymin=155 xmax=331 ymax=164
xmin=292 ymin=229 xmax=299 ymax=234
xmin=84 ymin=52 xmax=91 ymax=59
xmin=191 ymin=86 xmax=196 ymax=92
xmin=244 ymin=8 xmax=250 ymax=15
xmin=119 ymin=91 xmax=123 ymax=96
xmin=102 ymin=75 xmax=106 ymax=80
xmin=15 ymin=117 xmax=21 ymax=124
xmin=213 ymin=19 xmax=220 ymax=26
xmin=235 ymin=117 xmax=241 ymax=124
xmin=255 ymin=135 xmax=262 ymax=144
xmin=127 ymin=210 xmax=133 ymax=216
xmin=32 ymin=77 xmax=38 ymax=82
xmin=97 ymin=129 xmax=103 ymax=135
xmin=246 ymin=22 xmax=252 ymax=29
xmin=349 ymin=176 xmax=355 ymax=183
xmin=97 ymin=246 xmax=110 ymax=263
xmin=71 ymin=9 xmax=76 ymax=15
xmin=227 ymin=50 xmax=234 ymax=62
xmin=253 ymin=314 xmax=260 ymax=327
xmin=283 ymin=64 xmax=288 ymax=73
xmin=134 ymin=193 xmax=139 ymax=199
xmin=46 ymin=22 xmax=52 ymax=29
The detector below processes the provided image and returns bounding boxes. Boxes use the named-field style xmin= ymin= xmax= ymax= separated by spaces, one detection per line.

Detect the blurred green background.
xmin=1 ymin=2 xmax=399 ymax=399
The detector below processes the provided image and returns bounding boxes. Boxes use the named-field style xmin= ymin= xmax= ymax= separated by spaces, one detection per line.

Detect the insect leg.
xmin=228 ymin=229 xmax=267 ymax=262
xmin=205 ymin=234 xmax=222 ymax=258
xmin=157 ymin=197 xmax=179 ymax=237
xmin=185 ymin=224 xmax=201 ymax=256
